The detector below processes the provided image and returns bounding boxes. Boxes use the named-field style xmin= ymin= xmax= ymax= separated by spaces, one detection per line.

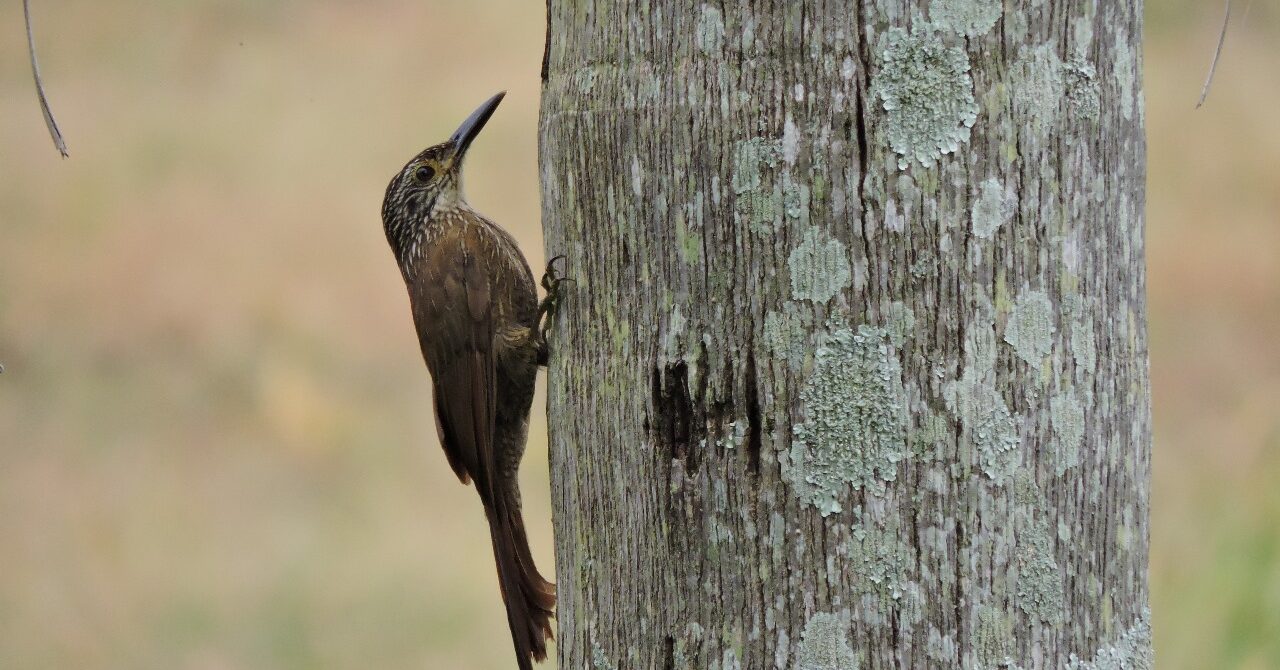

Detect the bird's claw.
xmin=537 ymin=255 xmax=574 ymax=340
xmin=541 ymin=255 xmax=568 ymax=292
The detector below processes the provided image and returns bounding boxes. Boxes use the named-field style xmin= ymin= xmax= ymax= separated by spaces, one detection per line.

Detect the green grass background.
xmin=1 ymin=1 xmax=1277 ymax=668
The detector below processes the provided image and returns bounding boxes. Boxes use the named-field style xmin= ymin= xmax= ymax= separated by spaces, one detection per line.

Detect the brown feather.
xmin=400 ymin=215 xmax=554 ymax=669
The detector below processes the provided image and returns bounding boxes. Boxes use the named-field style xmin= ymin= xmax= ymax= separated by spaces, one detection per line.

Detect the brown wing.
xmin=410 ymin=226 xmax=498 ymax=500
xmin=407 ymin=222 xmax=554 ymax=670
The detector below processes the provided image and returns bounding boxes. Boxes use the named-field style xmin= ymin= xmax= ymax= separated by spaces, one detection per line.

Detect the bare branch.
xmin=1197 ymin=0 xmax=1232 ymax=109
xmin=23 ymin=0 xmax=69 ymax=157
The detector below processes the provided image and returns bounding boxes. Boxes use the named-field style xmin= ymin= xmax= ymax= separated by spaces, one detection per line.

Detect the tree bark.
xmin=539 ymin=2 xmax=1150 ymax=668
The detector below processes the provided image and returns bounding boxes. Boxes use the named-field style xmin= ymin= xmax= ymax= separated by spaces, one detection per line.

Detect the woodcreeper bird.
xmin=380 ymin=92 xmax=565 ymax=669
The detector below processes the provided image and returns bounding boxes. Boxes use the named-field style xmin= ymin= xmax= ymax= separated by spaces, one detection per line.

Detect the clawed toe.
xmin=537 ymin=255 xmax=575 ymax=340
xmin=541 ymin=255 xmax=567 ymax=291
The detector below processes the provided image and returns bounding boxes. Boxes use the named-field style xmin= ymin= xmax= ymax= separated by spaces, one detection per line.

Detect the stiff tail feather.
xmin=484 ymin=490 xmax=555 ymax=669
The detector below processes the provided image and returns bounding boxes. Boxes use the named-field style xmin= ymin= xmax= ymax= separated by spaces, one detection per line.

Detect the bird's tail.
xmin=483 ymin=485 xmax=556 ymax=670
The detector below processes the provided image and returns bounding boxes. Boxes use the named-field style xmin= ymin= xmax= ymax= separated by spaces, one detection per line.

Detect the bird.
xmin=380 ymin=91 xmax=566 ymax=669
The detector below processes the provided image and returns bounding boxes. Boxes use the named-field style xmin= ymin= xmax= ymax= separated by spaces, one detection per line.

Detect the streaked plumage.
xmin=381 ymin=92 xmax=555 ymax=669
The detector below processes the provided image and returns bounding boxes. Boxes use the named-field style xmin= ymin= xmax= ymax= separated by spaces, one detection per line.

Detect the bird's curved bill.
xmin=448 ymin=91 xmax=506 ymax=161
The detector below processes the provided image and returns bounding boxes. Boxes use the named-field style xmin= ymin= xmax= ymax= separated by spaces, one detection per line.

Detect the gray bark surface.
xmin=539 ymin=2 xmax=1150 ymax=668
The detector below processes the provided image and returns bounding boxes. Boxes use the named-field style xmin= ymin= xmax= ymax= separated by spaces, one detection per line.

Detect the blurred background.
xmin=0 ymin=1 xmax=1275 ymax=668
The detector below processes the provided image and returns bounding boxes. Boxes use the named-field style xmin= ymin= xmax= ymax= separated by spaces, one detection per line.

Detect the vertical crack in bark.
xmin=663 ymin=635 xmax=675 ymax=670
xmin=744 ymin=350 xmax=763 ymax=477
xmin=853 ymin=0 xmax=874 ymax=304
xmin=651 ymin=363 xmax=695 ymax=468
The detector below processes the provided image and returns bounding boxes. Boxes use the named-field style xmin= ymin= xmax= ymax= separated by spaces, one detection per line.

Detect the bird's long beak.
xmin=448 ymin=91 xmax=505 ymax=163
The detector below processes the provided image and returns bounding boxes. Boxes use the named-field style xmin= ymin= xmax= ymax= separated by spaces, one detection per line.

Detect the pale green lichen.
xmin=1065 ymin=295 xmax=1097 ymax=377
xmin=718 ymin=419 xmax=748 ymax=450
xmin=1065 ymin=56 xmax=1101 ymax=121
xmin=1072 ymin=318 xmax=1097 ymax=375
xmin=695 ymin=4 xmax=725 ymax=54
xmin=945 ymin=319 xmax=1022 ymax=484
xmin=971 ymin=177 xmax=1013 ymax=239
xmin=789 ymin=228 xmax=852 ymax=303
xmin=796 ymin=612 xmax=858 ymax=670
xmin=1049 ymin=388 xmax=1084 ymax=475
xmin=763 ymin=302 xmax=810 ymax=367
xmin=1067 ymin=610 xmax=1153 ymax=670
xmin=931 ymin=0 xmax=1003 ymax=37
xmin=630 ymin=155 xmax=644 ymax=197
xmin=732 ymin=137 xmax=780 ymax=194
xmin=881 ymin=301 xmax=916 ymax=347
xmin=784 ymin=178 xmax=810 ymax=221
xmin=909 ymin=257 xmax=935 ymax=279
xmin=782 ymin=114 xmax=801 ymax=164
xmin=676 ymin=214 xmax=703 ymax=265
xmin=926 ymin=627 xmax=958 ymax=665
xmin=664 ymin=304 xmax=687 ymax=360
xmin=871 ymin=27 xmax=979 ymax=170
xmin=972 ymin=604 xmax=1015 ymax=669
xmin=592 ymin=642 xmax=618 ymax=670
xmin=1013 ymin=468 xmax=1045 ymax=507
xmin=571 ymin=67 xmax=598 ymax=94
xmin=1015 ymin=523 xmax=1065 ymax=624
xmin=1073 ymin=11 xmax=1097 ymax=49
xmin=787 ymin=326 xmax=907 ymax=515
xmin=912 ymin=413 xmax=951 ymax=462
xmin=732 ymin=137 xmax=782 ymax=231
xmin=1115 ymin=34 xmax=1135 ymax=120
xmin=1012 ymin=44 xmax=1065 ymax=138
xmin=1004 ymin=289 xmax=1055 ymax=367
xmin=848 ymin=520 xmax=912 ymax=599
xmin=671 ymin=637 xmax=690 ymax=668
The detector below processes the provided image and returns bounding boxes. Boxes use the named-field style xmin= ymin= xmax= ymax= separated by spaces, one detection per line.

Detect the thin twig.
xmin=23 ymin=0 xmax=69 ymax=157
xmin=1197 ymin=0 xmax=1232 ymax=109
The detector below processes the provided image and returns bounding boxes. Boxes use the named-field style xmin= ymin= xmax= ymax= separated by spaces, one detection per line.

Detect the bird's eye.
xmin=414 ymin=166 xmax=436 ymax=182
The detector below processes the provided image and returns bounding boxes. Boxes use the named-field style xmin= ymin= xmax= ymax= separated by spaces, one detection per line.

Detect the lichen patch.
xmin=1114 ymin=34 xmax=1136 ymax=120
xmin=971 ymin=177 xmax=1013 ymax=239
xmin=1071 ymin=317 xmax=1097 ymax=376
xmin=763 ymin=302 xmax=811 ymax=368
xmin=732 ymin=137 xmax=780 ymax=194
xmin=1012 ymin=44 xmax=1065 ymax=139
xmin=848 ymin=520 xmax=913 ymax=599
xmin=1065 ymin=56 xmax=1101 ymax=121
xmin=592 ymin=642 xmax=618 ymax=670
xmin=796 ymin=612 xmax=859 ymax=670
xmin=630 ymin=155 xmax=644 ymax=197
xmin=1004 ymin=289 xmax=1056 ymax=367
xmin=1049 ymin=388 xmax=1085 ymax=475
xmin=1015 ymin=522 xmax=1065 ymax=624
xmin=663 ymin=304 xmax=687 ymax=360
xmin=732 ymin=137 xmax=782 ymax=232
xmin=786 ymin=326 xmax=907 ymax=515
xmin=881 ymin=301 xmax=916 ymax=348
xmin=972 ymin=603 xmax=1015 ymax=668
xmin=783 ymin=114 xmax=801 ymax=164
xmin=694 ymin=4 xmax=725 ymax=55
xmin=871 ymin=27 xmax=979 ymax=170
xmin=946 ymin=319 xmax=1022 ymax=484
xmin=931 ymin=0 xmax=1003 ymax=37
xmin=1066 ymin=610 xmax=1153 ymax=670
xmin=789 ymin=228 xmax=853 ymax=304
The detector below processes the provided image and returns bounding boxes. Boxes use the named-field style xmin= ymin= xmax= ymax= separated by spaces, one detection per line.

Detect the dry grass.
xmin=0 ymin=1 xmax=1276 ymax=668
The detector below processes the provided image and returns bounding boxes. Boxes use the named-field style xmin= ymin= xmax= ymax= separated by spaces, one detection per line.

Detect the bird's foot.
xmin=536 ymin=255 xmax=574 ymax=359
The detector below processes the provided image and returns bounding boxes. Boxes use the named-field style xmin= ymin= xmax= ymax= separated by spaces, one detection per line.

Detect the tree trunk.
xmin=539 ymin=1 xmax=1149 ymax=668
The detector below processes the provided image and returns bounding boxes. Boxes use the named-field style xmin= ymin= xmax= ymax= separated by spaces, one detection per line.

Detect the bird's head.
xmin=381 ymin=91 xmax=505 ymax=263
